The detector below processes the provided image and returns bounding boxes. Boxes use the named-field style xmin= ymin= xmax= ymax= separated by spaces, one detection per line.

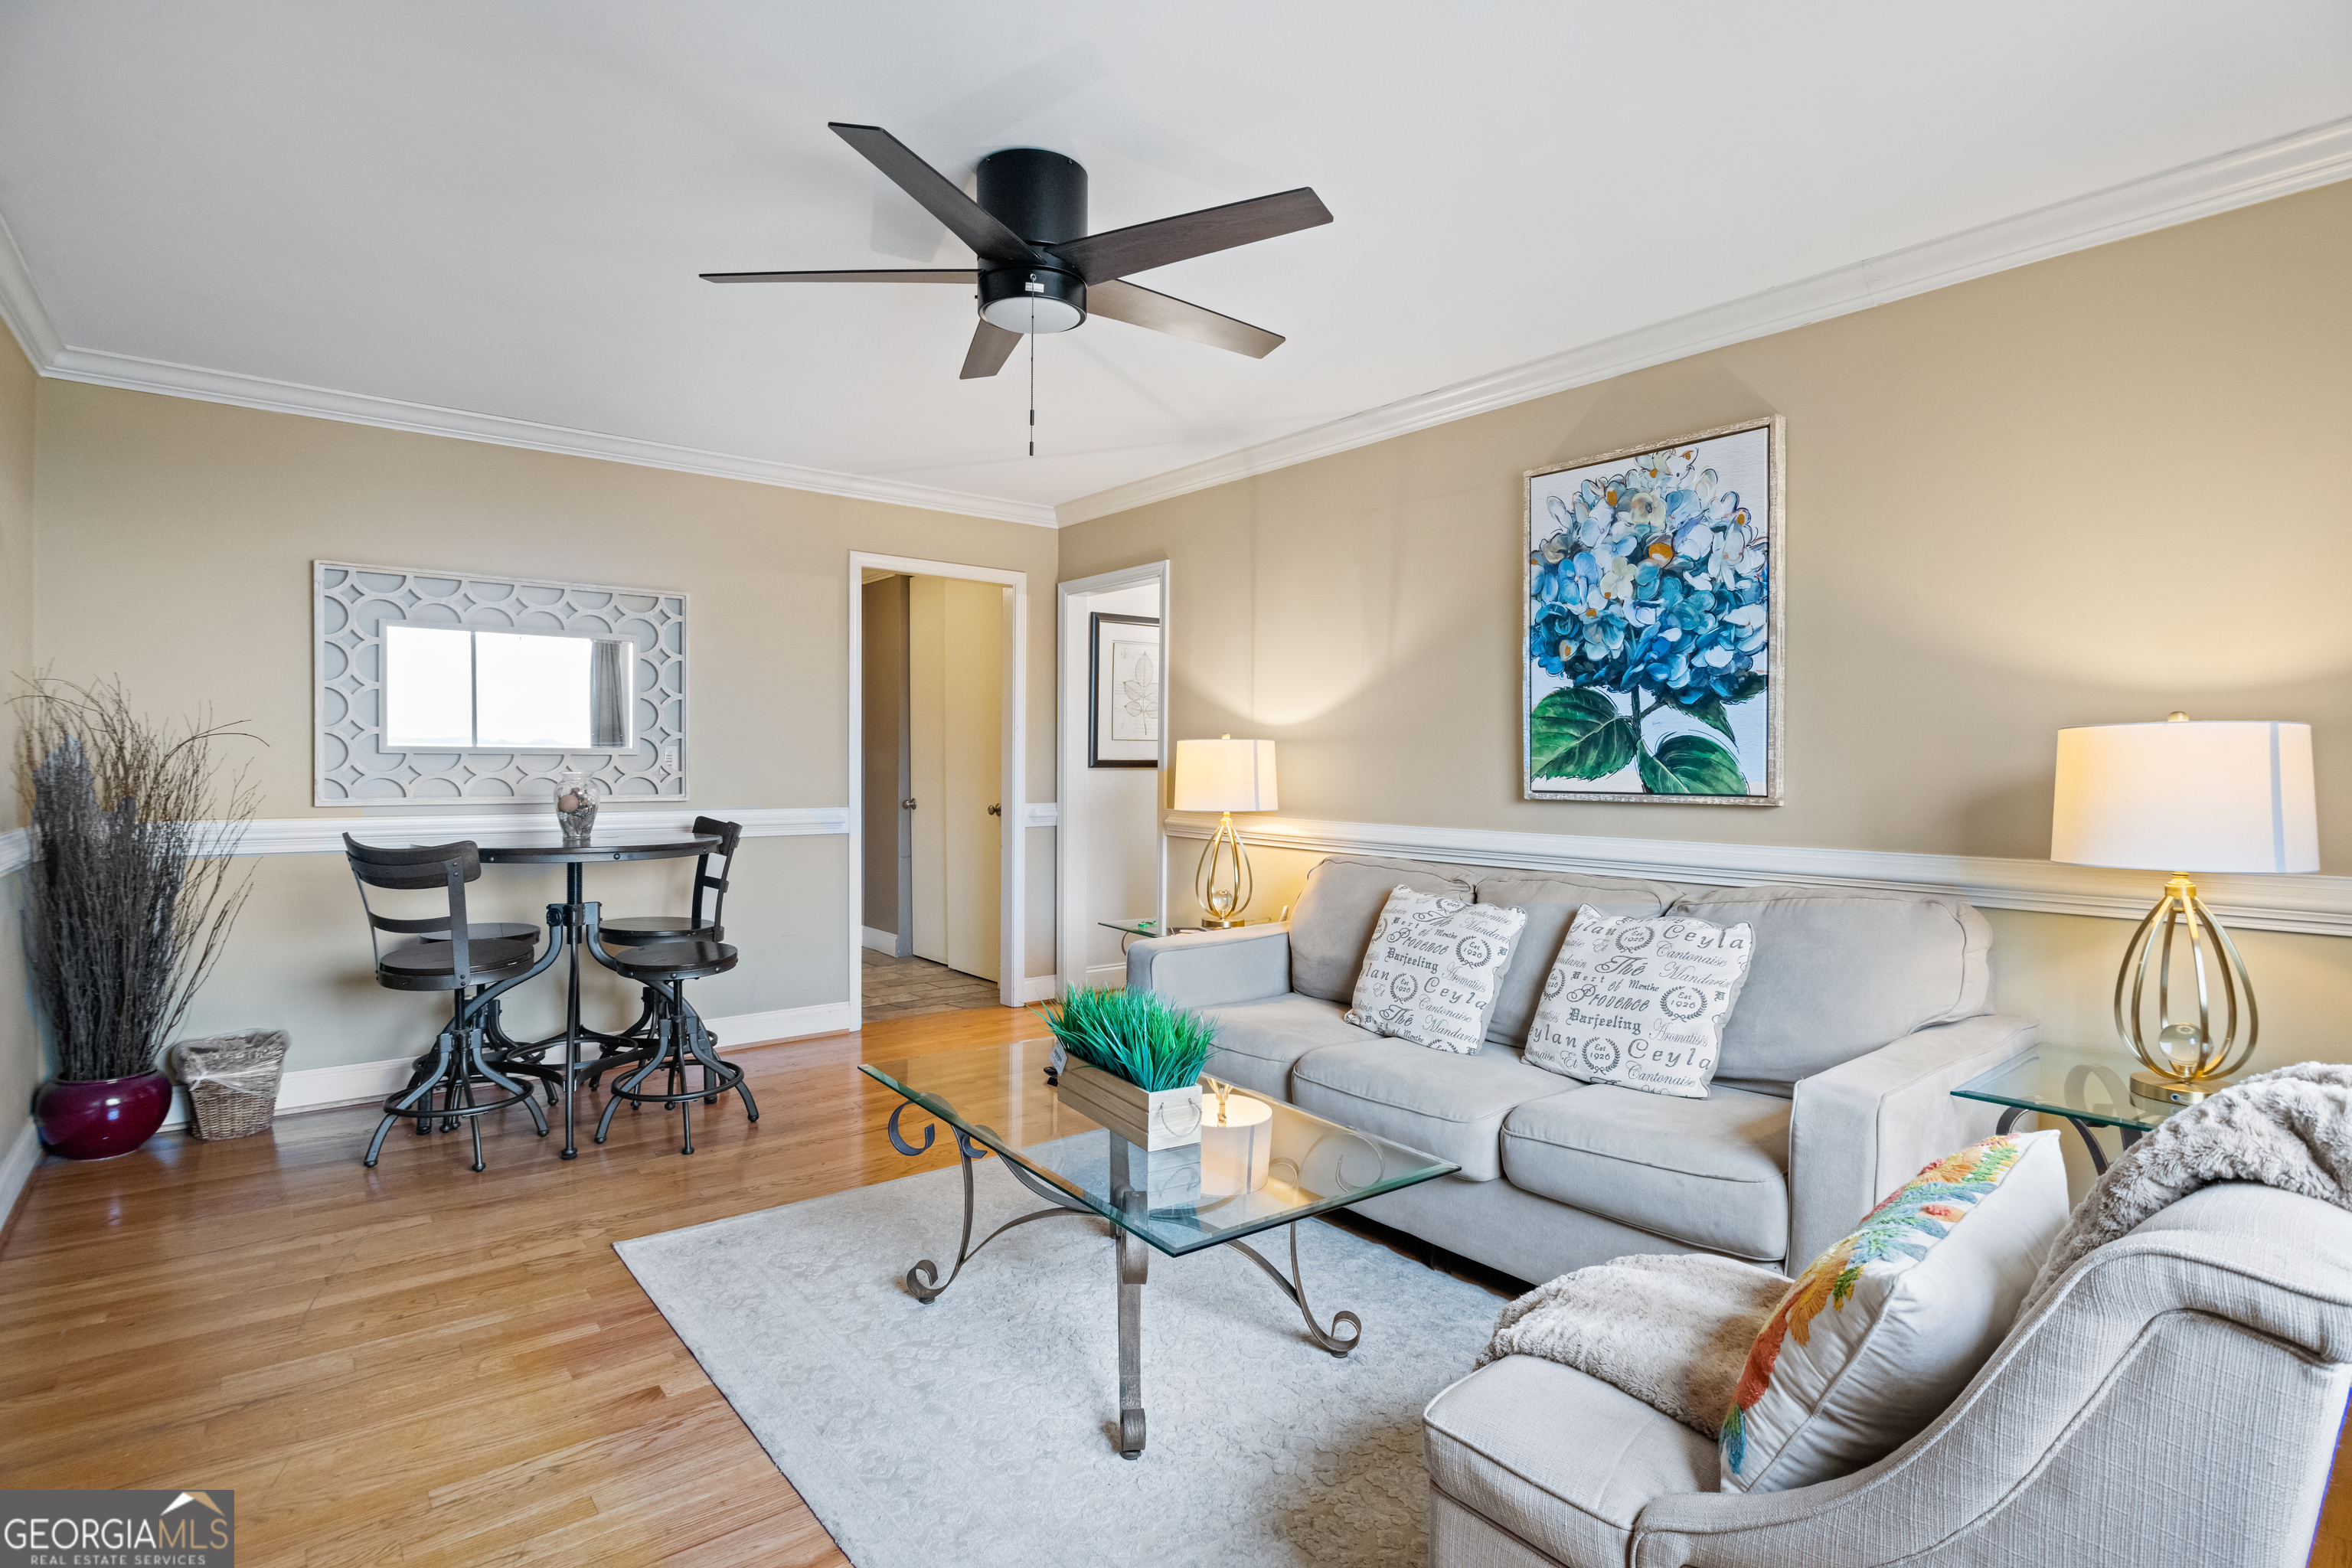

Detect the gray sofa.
xmin=1126 ymin=853 xmax=2040 ymax=1279
xmin=1422 ymin=1183 xmax=2352 ymax=1566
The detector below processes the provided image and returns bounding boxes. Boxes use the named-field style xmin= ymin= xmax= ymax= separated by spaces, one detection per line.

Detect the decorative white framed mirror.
xmin=314 ymin=560 xmax=688 ymax=804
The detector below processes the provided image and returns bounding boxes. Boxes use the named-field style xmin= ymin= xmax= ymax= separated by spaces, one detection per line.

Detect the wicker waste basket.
xmin=167 ymin=1030 xmax=292 ymax=1140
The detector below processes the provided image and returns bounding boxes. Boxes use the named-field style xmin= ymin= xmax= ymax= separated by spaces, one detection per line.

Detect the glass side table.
xmin=1950 ymin=1042 xmax=2196 ymax=1174
xmin=1099 ymin=913 xmax=1285 ymax=953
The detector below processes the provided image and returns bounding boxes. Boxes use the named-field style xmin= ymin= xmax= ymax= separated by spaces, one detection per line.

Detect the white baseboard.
xmin=1018 ymin=976 xmax=1060 ymax=1003
xmin=162 ymin=1054 xmax=419 ymax=1129
xmin=0 ymin=1119 xmax=40 ymax=1233
xmin=144 ymin=1001 xmax=860 ymax=1132
xmin=705 ymin=1002 xmax=857 ymax=1046
xmin=1085 ymin=963 xmax=1129 ymax=988
xmin=860 ymin=926 xmax=900 ymax=954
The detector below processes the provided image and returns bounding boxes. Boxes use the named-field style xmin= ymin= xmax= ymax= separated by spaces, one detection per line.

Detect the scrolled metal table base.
xmin=1996 ymin=1103 xmax=2142 ymax=1175
xmin=884 ymin=1106 xmax=1367 ymax=1459
xmin=1228 ymin=1224 xmax=1364 ymax=1356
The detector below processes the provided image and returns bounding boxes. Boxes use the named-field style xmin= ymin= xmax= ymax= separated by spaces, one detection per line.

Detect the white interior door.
xmin=942 ymin=579 xmax=1004 ymax=982
xmin=907 ymin=574 xmax=948 ymax=964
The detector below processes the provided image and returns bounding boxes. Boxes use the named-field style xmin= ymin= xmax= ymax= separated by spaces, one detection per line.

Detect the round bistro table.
xmin=476 ymin=835 xmax=721 ymax=1158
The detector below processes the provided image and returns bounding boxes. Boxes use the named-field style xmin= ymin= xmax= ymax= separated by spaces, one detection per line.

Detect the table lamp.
xmin=2050 ymin=714 xmax=2318 ymax=1105
xmin=1173 ymin=735 xmax=1277 ymax=928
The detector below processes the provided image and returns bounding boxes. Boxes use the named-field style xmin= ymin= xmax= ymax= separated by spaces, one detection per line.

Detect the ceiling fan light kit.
xmin=701 ymin=122 xmax=1331 ymax=384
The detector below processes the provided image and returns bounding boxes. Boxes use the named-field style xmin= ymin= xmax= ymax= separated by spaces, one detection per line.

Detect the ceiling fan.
xmin=701 ymin=122 xmax=1333 ymax=379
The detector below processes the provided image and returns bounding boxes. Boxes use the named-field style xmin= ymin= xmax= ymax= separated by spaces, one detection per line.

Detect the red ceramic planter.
xmin=34 ymin=1070 xmax=174 ymax=1160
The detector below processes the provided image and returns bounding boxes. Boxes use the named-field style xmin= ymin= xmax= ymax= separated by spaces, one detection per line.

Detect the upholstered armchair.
xmin=1424 ymin=1182 xmax=2352 ymax=1566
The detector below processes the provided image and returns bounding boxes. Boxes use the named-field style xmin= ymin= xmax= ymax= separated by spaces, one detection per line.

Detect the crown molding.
xmin=0 ymin=204 xmax=1055 ymax=530
xmin=0 ymin=211 xmax=62 ymax=367
xmin=1058 ymin=116 xmax=2352 ymax=526
xmin=8 ymin=117 xmax=2349 ymax=536
xmin=1161 ymin=810 xmax=2352 ymax=938
xmin=41 ymin=345 xmax=1061 ymax=528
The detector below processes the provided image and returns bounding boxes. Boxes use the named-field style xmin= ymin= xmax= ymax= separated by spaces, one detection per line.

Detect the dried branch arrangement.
xmin=13 ymin=675 xmax=262 ymax=1083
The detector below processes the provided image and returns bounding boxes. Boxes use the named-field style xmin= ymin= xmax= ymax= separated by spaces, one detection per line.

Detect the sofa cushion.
xmin=1289 ymin=1034 xmax=1576 ymax=1179
xmin=1501 ymin=1083 xmax=1793 ymax=1260
xmin=1196 ymin=993 xmax=1371 ymax=1101
xmin=1343 ymin=887 xmax=1527 ymax=1054
xmin=1423 ymin=1355 xmax=1717 ymax=1568
xmin=1668 ymin=885 xmax=1992 ymax=1092
xmin=1523 ymin=906 xmax=1754 ymax=1099
xmin=1473 ymin=871 xmax=1678 ymax=1047
xmin=1286 ymin=855 xmax=1480 ymax=1004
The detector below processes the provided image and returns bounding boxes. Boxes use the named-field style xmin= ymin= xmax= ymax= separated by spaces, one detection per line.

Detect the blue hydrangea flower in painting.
xmin=1527 ymin=446 xmax=1767 ymax=794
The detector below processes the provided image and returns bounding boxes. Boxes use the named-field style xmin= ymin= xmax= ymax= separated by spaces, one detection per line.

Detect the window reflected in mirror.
xmin=383 ymin=624 xmax=633 ymax=752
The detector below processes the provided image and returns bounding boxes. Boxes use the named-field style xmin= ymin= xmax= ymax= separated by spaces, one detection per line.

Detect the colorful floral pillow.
xmin=1522 ymin=906 xmax=1752 ymax=1097
xmin=1344 ymin=887 xmax=1527 ymax=1055
xmin=1718 ymin=1132 xmax=2068 ymax=1493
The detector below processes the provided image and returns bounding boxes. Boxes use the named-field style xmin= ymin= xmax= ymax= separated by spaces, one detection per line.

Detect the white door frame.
xmin=1055 ymin=560 xmax=1171 ymax=991
xmin=848 ymin=552 xmax=1028 ymax=1016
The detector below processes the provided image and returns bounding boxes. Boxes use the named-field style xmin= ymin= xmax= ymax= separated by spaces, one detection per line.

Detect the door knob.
xmin=902 ymin=798 xmax=917 ymax=810
xmin=987 ymin=803 xmax=1002 ymax=816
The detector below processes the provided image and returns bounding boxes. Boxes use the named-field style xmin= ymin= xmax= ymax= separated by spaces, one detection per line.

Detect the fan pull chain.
xmin=1028 ymin=297 xmax=1037 ymax=457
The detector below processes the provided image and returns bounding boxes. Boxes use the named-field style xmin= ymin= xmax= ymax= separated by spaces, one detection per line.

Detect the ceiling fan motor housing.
xmin=976 ymin=147 xmax=1087 ymax=332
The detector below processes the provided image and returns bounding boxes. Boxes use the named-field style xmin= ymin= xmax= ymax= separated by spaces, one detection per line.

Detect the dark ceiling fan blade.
xmin=700 ymin=269 xmax=978 ymax=284
xmin=828 ymin=123 xmax=1045 ymax=265
xmin=960 ymin=319 xmax=1022 ymax=380
xmin=1047 ymin=188 xmax=1332 ymax=283
xmin=1086 ymin=280 xmax=1285 ymax=358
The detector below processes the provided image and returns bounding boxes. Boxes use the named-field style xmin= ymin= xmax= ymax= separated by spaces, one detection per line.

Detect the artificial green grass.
xmin=1033 ymin=985 xmax=1217 ymax=1092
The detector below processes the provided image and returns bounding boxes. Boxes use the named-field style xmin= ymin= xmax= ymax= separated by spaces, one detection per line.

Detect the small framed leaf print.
xmin=1089 ymin=612 xmax=1160 ymax=768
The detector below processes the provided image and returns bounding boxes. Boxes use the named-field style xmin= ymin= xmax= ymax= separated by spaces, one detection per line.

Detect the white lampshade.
xmin=2051 ymin=720 xmax=2318 ymax=873
xmin=1173 ymin=737 xmax=1278 ymax=813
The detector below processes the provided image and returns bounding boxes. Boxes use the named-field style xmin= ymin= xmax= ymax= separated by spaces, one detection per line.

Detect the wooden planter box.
xmin=1055 ymin=1060 xmax=1203 ymax=1150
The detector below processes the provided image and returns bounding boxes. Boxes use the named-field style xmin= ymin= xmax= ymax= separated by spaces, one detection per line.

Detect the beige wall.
xmin=1064 ymin=181 xmax=2352 ymax=1071
xmin=0 ymin=330 xmax=36 ymax=1145
xmin=23 ymin=381 xmax=1061 ymax=1074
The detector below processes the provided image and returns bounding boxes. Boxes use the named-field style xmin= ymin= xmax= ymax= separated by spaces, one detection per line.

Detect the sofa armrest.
xmin=1785 ymin=1012 xmax=2038 ymax=1268
xmin=1126 ymin=924 xmax=1292 ymax=1011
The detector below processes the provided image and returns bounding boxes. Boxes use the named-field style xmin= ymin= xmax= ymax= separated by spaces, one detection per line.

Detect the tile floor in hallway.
xmin=861 ymin=946 xmax=1008 ymax=1019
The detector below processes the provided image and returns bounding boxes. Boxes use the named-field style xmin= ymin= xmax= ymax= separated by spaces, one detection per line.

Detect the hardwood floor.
xmin=858 ymin=947 xmax=1005 ymax=1020
xmin=2 ymin=1004 xmax=2347 ymax=1566
xmin=0 ymin=1009 xmax=1052 ymax=1566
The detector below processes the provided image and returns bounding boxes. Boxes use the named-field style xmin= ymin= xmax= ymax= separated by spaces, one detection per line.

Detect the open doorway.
xmin=1055 ymin=562 xmax=1170 ymax=991
xmin=857 ymin=564 xmax=1019 ymax=1021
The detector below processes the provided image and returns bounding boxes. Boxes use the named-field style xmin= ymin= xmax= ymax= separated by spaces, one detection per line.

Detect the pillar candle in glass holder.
xmin=1199 ymin=1093 xmax=1273 ymax=1195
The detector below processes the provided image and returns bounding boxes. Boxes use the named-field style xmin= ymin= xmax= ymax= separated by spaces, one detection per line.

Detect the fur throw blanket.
xmin=2020 ymin=1060 xmax=2352 ymax=1315
xmin=1481 ymin=1253 xmax=1789 ymax=1434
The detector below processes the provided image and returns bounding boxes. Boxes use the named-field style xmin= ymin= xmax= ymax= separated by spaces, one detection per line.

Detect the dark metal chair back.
xmin=688 ymin=816 xmax=743 ymax=936
xmin=343 ymin=835 xmax=488 ymax=982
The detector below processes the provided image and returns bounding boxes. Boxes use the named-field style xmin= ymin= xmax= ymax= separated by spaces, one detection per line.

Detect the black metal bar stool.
xmin=580 ymin=903 xmax=758 ymax=1155
xmin=344 ymin=835 xmax=554 ymax=1171
xmin=599 ymin=815 xmax=741 ymax=948
xmin=592 ymin=816 xmax=741 ymax=1067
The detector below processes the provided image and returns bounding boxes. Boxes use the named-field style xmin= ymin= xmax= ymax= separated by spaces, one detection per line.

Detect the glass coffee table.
xmin=860 ymin=1044 xmax=1458 ymax=1459
xmin=1950 ymin=1041 xmax=2196 ymax=1174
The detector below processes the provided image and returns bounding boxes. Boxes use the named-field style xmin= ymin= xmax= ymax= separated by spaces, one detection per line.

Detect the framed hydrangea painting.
xmin=1524 ymin=416 xmax=1783 ymax=804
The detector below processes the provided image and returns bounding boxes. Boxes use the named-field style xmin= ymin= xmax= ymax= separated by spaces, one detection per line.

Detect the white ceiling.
xmin=2 ymin=2 xmax=2350 ymax=525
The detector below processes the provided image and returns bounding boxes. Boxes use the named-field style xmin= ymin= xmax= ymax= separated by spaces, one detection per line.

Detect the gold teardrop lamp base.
xmin=2129 ymin=1070 xmax=2238 ymax=1107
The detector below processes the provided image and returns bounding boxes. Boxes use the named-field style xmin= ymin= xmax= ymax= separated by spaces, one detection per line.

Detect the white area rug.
xmin=615 ymin=1134 xmax=1505 ymax=1568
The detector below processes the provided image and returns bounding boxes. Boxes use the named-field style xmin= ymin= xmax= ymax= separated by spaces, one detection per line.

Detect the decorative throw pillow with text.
xmin=1344 ymin=887 xmax=1527 ymax=1055
xmin=1524 ymin=906 xmax=1753 ymax=1097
